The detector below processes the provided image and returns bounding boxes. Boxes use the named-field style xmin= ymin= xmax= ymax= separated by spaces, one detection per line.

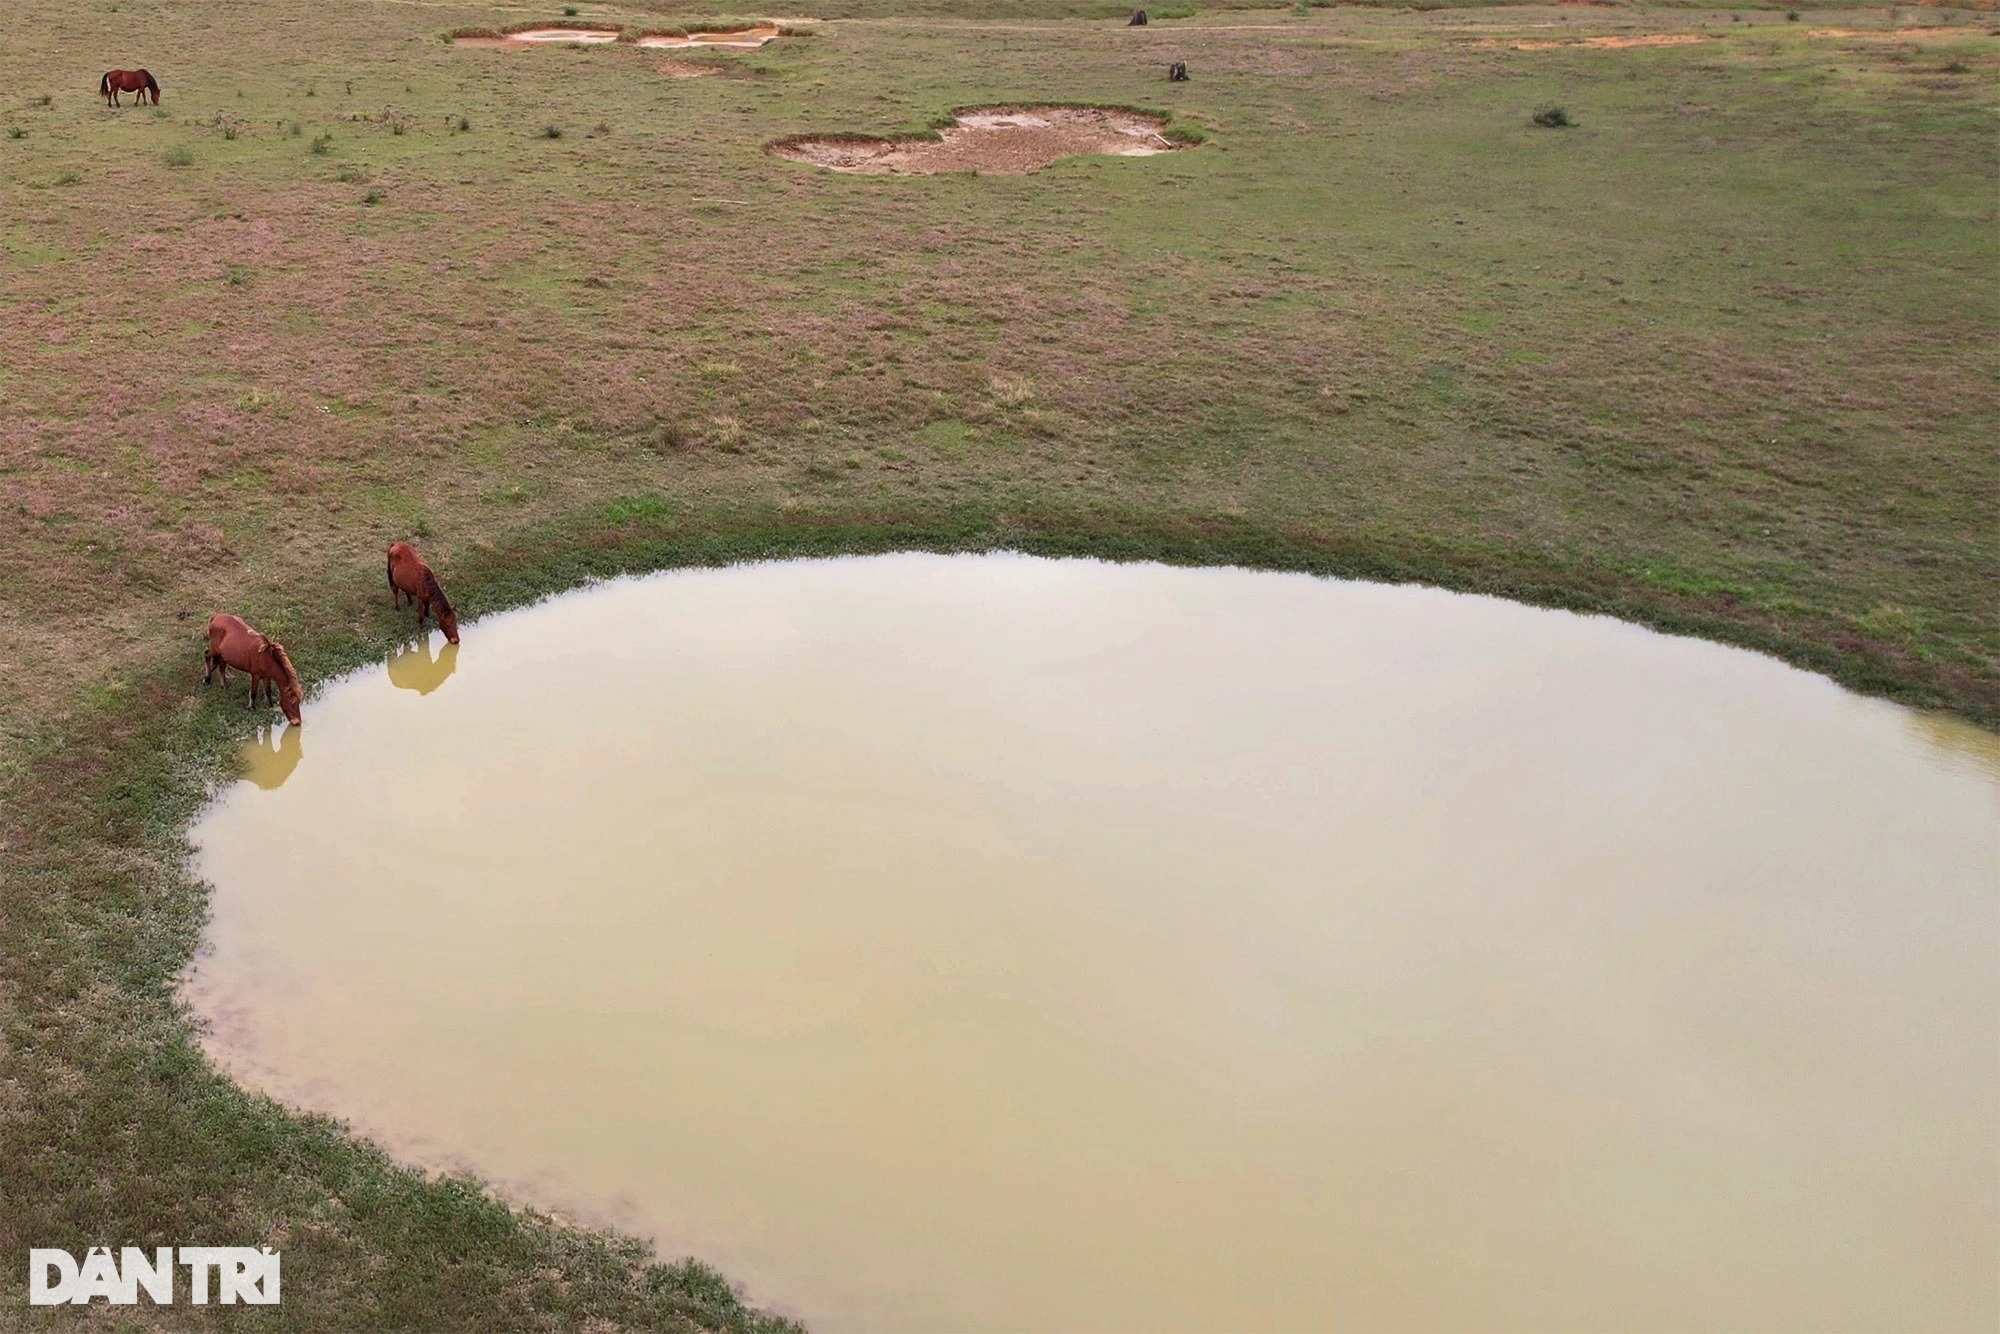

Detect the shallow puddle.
xmin=453 ymin=23 xmax=787 ymax=52
xmin=773 ymin=106 xmax=1182 ymax=176
xmin=638 ymin=25 xmax=783 ymax=49
xmin=501 ymin=25 xmax=619 ymax=43
xmin=187 ymin=555 xmax=1999 ymax=1333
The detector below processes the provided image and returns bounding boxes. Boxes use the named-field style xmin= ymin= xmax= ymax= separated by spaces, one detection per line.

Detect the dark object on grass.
xmin=1532 ymin=104 xmax=1573 ymax=128
xmin=1130 ymin=8 xmax=1148 ymax=24
xmin=1168 ymin=60 xmax=1189 ymax=81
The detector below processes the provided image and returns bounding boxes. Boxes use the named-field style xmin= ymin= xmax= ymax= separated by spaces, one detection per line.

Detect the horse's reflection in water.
xmin=241 ymin=723 xmax=303 ymax=791
xmin=387 ymin=634 xmax=459 ymax=696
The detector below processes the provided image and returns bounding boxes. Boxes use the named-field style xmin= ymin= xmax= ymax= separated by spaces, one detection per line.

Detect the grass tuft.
xmin=1532 ymin=104 xmax=1575 ymax=127
xmin=163 ymin=143 xmax=194 ymax=166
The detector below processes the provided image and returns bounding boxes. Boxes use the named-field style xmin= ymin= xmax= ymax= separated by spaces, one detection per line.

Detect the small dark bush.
xmin=309 ymin=132 xmax=333 ymax=154
xmin=542 ymin=124 xmax=563 ymax=138
xmin=5 ymin=126 xmax=25 ymax=140
xmin=36 ymin=94 xmax=53 ymax=106
xmin=564 ymin=5 xmax=579 ymax=13
xmin=456 ymin=116 xmax=470 ymax=132
xmin=1786 ymin=9 xmax=1799 ymax=17
xmin=1532 ymin=104 xmax=1574 ymax=127
xmin=164 ymin=144 xmax=194 ymax=167
xmin=1940 ymin=58 xmax=1970 ymax=72
xmin=362 ymin=190 xmax=383 ymax=205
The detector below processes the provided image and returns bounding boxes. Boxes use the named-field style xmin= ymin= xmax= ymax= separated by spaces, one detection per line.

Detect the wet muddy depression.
xmin=187 ymin=554 xmax=1999 ymax=1333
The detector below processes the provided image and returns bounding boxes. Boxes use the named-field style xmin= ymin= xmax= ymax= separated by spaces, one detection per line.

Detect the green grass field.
xmin=2 ymin=0 xmax=1995 ymax=1326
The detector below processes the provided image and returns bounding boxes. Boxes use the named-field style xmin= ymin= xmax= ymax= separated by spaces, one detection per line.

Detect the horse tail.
xmin=421 ymin=567 xmax=452 ymax=617
xmin=387 ymin=550 xmax=396 ymax=594
xmin=100 ymin=72 xmax=110 ymax=95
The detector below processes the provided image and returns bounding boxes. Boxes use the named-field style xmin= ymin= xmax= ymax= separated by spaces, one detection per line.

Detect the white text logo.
xmin=28 ymin=1247 xmax=280 ymax=1305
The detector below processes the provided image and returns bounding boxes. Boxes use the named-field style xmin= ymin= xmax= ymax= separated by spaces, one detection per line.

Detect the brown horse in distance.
xmin=388 ymin=542 xmax=460 ymax=644
xmin=100 ymin=69 xmax=160 ymax=106
xmin=206 ymin=614 xmax=303 ymax=726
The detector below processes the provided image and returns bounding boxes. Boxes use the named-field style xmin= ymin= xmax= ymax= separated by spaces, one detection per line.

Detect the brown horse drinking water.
xmin=205 ymin=614 xmax=303 ymax=726
xmin=387 ymin=542 xmax=460 ymax=644
xmin=100 ymin=69 xmax=161 ymax=106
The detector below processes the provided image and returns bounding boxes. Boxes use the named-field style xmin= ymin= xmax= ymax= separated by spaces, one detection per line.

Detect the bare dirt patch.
xmin=1807 ymin=26 xmax=1976 ymax=37
xmin=638 ymin=24 xmax=784 ymax=49
xmin=1496 ymin=33 xmax=1711 ymax=50
xmin=771 ymin=106 xmax=1184 ymax=176
xmin=654 ymin=58 xmax=719 ymax=77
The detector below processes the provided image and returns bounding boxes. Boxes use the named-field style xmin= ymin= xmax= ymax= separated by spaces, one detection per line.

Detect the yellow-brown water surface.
xmin=186 ymin=554 xmax=2000 ymax=1333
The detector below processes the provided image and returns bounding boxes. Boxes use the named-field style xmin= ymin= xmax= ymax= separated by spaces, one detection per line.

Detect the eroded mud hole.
xmin=772 ymin=106 xmax=1185 ymax=176
xmin=639 ymin=24 xmax=784 ymax=49
xmin=451 ymin=23 xmax=792 ymax=53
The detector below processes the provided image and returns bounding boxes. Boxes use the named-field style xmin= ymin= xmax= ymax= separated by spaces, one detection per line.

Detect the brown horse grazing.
xmin=205 ymin=614 xmax=303 ymax=727
xmin=387 ymin=542 xmax=460 ymax=645
xmin=100 ymin=69 xmax=161 ymax=106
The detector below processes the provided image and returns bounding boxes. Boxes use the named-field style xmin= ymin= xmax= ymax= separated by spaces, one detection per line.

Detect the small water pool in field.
xmin=187 ymin=554 xmax=2000 ymax=1333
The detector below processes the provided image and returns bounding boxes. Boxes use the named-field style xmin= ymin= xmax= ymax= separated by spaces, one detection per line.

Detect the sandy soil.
xmin=773 ymin=106 xmax=1181 ymax=176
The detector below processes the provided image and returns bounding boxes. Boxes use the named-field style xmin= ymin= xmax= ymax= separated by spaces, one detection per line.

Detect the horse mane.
xmin=421 ymin=567 xmax=453 ymax=615
xmin=142 ymin=70 xmax=159 ymax=93
xmin=265 ymin=640 xmax=301 ymax=694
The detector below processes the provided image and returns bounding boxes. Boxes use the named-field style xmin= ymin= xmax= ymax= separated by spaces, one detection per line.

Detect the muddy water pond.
xmin=187 ymin=554 xmax=1999 ymax=1333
